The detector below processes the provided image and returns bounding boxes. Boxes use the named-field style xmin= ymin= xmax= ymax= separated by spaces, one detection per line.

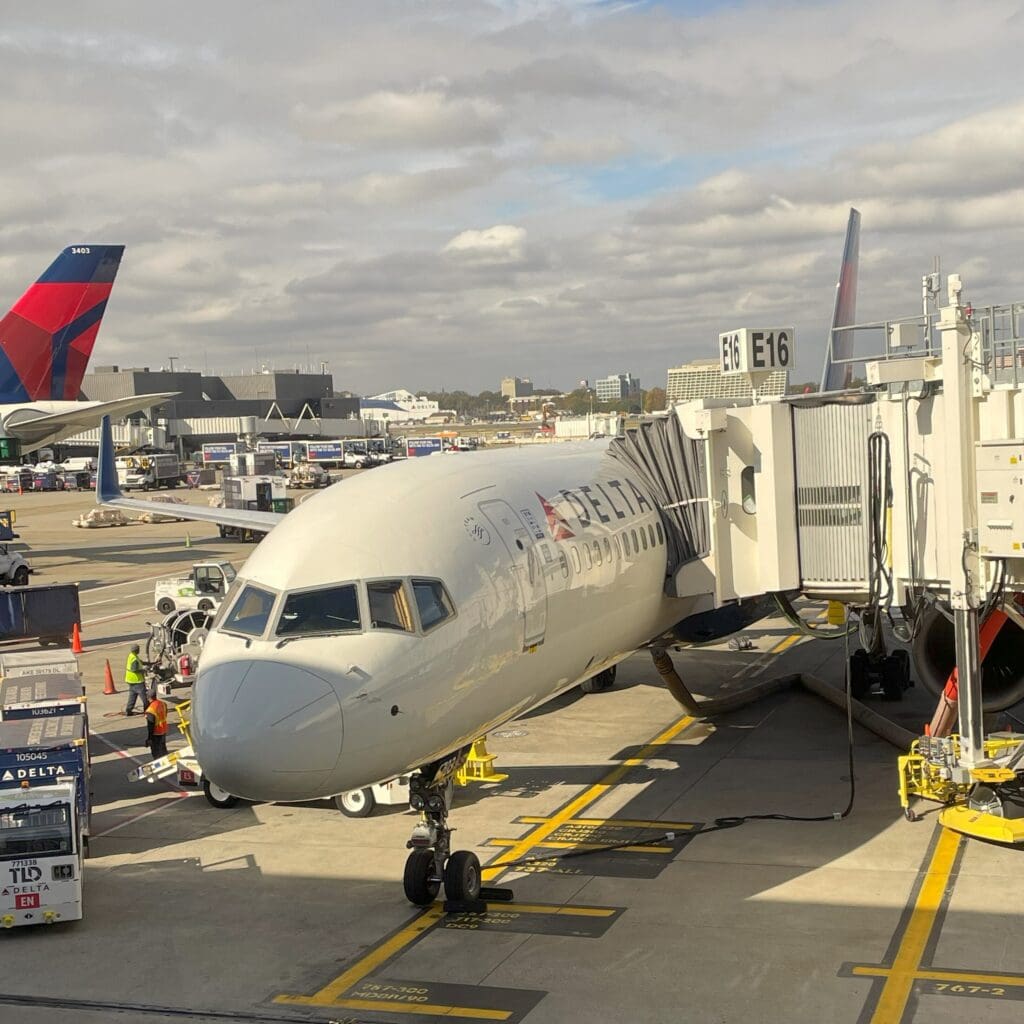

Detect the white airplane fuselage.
xmin=192 ymin=441 xmax=697 ymax=802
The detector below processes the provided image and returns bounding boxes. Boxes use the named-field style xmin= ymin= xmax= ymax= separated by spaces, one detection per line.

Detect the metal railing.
xmin=825 ymin=301 xmax=1024 ymax=389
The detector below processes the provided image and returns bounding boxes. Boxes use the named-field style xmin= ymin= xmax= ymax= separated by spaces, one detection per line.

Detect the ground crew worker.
xmin=145 ymin=693 xmax=169 ymax=760
xmin=124 ymin=644 xmax=148 ymax=716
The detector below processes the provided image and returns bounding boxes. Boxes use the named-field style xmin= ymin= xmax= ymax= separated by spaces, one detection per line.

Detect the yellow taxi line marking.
xmin=869 ymin=828 xmax=962 ymax=1024
xmin=481 ymin=713 xmax=695 ymax=882
xmin=274 ymin=904 xmax=445 ymax=1006
xmin=487 ymin=837 xmax=674 ymax=854
xmin=280 ymin=995 xmax=510 ymax=1019
xmin=853 ymin=966 xmax=1024 ymax=986
xmin=770 ymin=633 xmax=801 ymax=654
xmin=331 ymin=999 xmax=510 ymax=1020
xmin=494 ymin=903 xmax=616 ymax=918
xmin=517 ymin=815 xmax=696 ymax=830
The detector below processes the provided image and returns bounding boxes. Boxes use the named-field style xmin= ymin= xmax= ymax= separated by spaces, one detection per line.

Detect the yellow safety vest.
xmin=125 ymin=652 xmax=144 ymax=684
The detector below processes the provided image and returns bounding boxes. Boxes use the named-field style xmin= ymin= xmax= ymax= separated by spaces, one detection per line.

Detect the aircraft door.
xmin=479 ymin=499 xmax=547 ymax=650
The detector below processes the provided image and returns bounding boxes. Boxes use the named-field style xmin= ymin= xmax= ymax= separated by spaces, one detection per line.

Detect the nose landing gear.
xmin=403 ymin=750 xmax=512 ymax=911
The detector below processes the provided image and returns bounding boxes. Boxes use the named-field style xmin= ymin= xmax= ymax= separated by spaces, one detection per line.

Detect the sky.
xmin=2 ymin=0 xmax=1024 ymax=395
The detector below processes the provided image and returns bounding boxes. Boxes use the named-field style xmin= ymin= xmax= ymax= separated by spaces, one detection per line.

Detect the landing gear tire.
xmin=336 ymin=788 xmax=376 ymax=818
xmin=404 ymin=848 xmax=441 ymax=906
xmin=444 ymin=850 xmax=481 ymax=903
xmin=203 ymin=778 xmax=239 ymax=808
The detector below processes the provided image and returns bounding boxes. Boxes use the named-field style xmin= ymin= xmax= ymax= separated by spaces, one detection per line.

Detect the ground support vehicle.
xmin=0 ymin=781 xmax=83 ymax=926
xmin=0 ymin=713 xmax=90 ymax=865
xmin=116 ymin=453 xmax=181 ymax=491
xmin=0 ymin=544 xmax=30 ymax=587
xmin=335 ymin=777 xmax=410 ymax=817
xmin=154 ymin=561 xmax=235 ymax=616
xmin=288 ymin=462 xmax=329 ymax=488
xmin=144 ymin=610 xmax=212 ymax=695
xmin=218 ymin=476 xmax=291 ymax=540
xmin=0 ymin=585 xmax=80 ymax=648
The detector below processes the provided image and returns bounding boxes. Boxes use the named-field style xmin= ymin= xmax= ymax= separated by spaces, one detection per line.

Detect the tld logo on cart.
xmin=8 ymin=866 xmax=41 ymax=884
xmin=1 ymin=765 xmax=68 ymax=782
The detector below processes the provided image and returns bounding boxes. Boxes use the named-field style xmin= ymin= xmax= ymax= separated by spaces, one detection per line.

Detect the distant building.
xmin=501 ymin=377 xmax=533 ymax=399
xmin=666 ymin=359 xmax=788 ymax=403
xmin=362 ymin=389 xmax=440 ymax=423
xmin=595 ymin=373 xmax=641 ymax=403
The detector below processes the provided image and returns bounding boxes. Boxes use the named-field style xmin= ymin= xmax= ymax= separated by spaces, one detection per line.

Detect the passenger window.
xmin=614 ymin=534 xmax=622 ymax=559
xmin=656 ymin=522 xmax=664 ymax=545
xmin=223 ymin=585 xmax=276 ymax=638
xmin=583 ymin=545 xmax=593 ymax=570
xmin=571 ymin=547 xmax=582 ymax=573
xmin=593 ymin=540 xmax=603 ymax=566
xmin=631 ymin=528 xmax=639 ymax=552
xmin=641 ymin=528 xmax=648 ymax=551
xmin=412 ymin=579 xmax=453 ymax=632
xmin=367 ymin=580 xmax=413 ymax=632
xmin=604 ymin=538 xmax=612 ymax=561
xmin=559 ymin=550 xmax=569 ymax=578
xmin=277 ymin=584 xmax=360 ymax=636
xmin=621 ymin=532 xmax=629 ymax=556
xmin=648 ymin=524 xmax=656 ymax=548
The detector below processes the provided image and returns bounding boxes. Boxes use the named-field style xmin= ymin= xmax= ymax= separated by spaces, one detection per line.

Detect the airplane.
xmin=0 ymin=245 xmax=176 ymax=452
xmin=97 ymin=415 xmax=708 ymax=905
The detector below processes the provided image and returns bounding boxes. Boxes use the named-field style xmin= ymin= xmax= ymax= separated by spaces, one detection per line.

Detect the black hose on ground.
xmin=650 ymin=648 xmax=916 ymax=751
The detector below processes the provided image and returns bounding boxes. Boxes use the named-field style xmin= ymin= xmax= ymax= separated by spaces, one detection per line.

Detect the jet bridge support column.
xmin=938 ymin=276 xmax=985 ymax=766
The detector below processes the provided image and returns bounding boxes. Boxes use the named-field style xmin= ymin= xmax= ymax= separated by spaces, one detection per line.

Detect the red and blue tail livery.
xmin=0 ymin=245 xmax=124 ymax=403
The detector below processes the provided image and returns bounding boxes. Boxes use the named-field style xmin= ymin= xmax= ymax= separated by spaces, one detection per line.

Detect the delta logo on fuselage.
xmin=537 ymin=478 xmax=652 ymax=542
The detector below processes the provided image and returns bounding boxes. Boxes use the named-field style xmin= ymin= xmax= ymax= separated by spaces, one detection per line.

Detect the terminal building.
xmin=666 ymin=359 xmax=788 ymax=403
xmin=70 ymin=366 xmax=371 ymax=453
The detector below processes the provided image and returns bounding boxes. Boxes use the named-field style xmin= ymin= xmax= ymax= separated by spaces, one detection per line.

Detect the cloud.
xmin=292 ymin=90 xmax=504 ymax=149
xmin=443 ymin=224 xmax=527 ymax=263
xmin=2 ymin=1 xmax=1024 ymax=394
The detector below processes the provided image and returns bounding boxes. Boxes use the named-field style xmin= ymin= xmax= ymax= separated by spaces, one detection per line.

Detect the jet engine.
xmin=912 ymin=602 xmax=1024 ymax=712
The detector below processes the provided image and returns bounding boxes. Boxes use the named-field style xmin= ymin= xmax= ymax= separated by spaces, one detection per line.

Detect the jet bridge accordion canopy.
xmin=609 ymin=415 xmax=710 ymax=586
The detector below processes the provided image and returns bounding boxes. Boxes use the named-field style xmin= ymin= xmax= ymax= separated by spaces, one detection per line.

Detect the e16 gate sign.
xmin=719 ymin=327 xmax=795 ymax=375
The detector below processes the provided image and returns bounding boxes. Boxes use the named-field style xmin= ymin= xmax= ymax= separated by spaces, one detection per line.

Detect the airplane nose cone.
xmin=192 ymin=660 xmax=343 ymax=802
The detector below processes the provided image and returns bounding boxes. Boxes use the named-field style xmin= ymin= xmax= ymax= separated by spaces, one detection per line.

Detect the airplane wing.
xmin=4 ymin=394 xmax=181 ymax=449
xmin=97 ymin=415 xmax=285 ymax=534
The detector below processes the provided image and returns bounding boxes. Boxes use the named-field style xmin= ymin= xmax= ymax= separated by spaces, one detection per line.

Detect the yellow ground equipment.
xmin=455 ymin=737 xmax=508 ymax=786
xmin=899 ymin=732 xmax=1024 ymax=843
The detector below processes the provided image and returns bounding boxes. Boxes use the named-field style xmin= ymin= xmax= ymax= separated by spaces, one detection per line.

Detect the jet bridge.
xmin=638 ymin=271 xmax=1024 ymax=841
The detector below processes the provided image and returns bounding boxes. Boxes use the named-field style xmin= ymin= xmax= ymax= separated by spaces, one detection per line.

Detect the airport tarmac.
xmin=0 ymin=488 xmax=1022 ymax=1024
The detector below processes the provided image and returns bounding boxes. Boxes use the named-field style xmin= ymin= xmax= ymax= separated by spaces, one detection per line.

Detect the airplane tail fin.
xmin=0 ymin=245 xmax=124 ymax=402
xmin=820 ymin=209 xmax=860 ymax=393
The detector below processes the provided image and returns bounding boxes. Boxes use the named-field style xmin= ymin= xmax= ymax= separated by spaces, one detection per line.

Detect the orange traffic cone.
xmin=103 ymin=659 xmax=117 ymax=695
xmin=71 ymin=622 xmax=84 ymax=655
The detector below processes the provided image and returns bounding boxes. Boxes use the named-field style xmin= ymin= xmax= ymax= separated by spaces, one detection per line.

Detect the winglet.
xmin=97 ymin=415 xmax=121 ymax=503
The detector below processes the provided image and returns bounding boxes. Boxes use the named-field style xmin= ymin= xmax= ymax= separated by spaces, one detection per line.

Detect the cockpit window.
xmin=222 ymin=585 xmax=276 ymax=637
xmin=412 ymin=579 xmax=453 ymax=632
xmin=367 ymin=580 xmax=413 ymax=632
xmin=276 ymin=585 xmax=361 ymax=636
xmin=211 ymin=577 xmax=243 ymax=630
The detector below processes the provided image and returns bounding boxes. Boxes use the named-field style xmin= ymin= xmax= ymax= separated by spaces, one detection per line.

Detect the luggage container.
xmin=0 ymin=675 xmax=86 ymax=721
xmin=0 ymin=714 xmax=90 ymax=850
